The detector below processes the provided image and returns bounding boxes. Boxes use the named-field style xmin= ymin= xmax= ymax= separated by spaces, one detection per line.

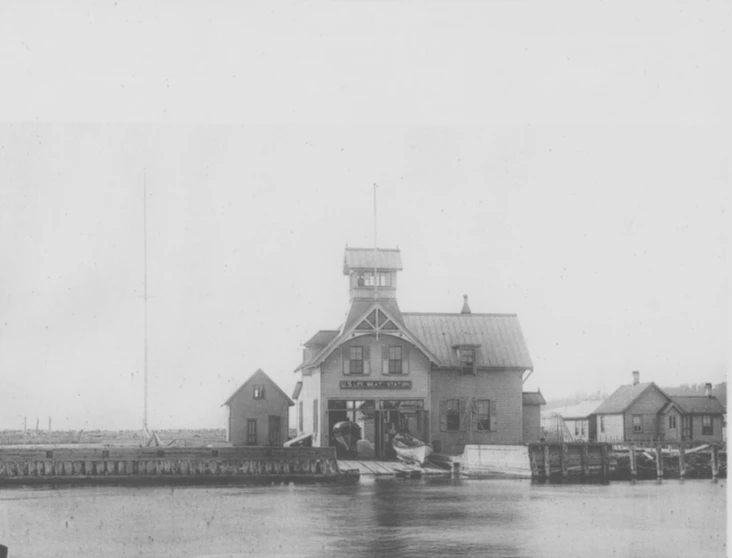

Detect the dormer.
xmin=343 ymin=247 xmax=402 ymax=302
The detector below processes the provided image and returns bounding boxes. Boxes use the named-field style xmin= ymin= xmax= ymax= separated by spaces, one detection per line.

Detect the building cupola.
xmin=461 ymin=294 xmax=471 ymax=314
xmin=343 ymin=247 xmax=402 ymax=302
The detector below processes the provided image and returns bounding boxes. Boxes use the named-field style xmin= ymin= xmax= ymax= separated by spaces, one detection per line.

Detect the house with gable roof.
xmin=659 ymin=385 xmax=725 ymax=443
xmin=293 ymin=246 xmax=536 ymax=457
xmin=223 ymin=368 xmax=294 ymax=447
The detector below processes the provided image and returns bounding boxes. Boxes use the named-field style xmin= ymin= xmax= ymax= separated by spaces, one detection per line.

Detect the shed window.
xmin=632 ymin=415 xmax=642 ymax=433
xmin=446 ymin=399 xmax=461 ymax=431
xmin=668 ymin=415 xmax=677 ymax=429
xmin=253 ymin=385 xmax=266 ymax=400
xmin=702 ymin=415 xmax=713 ymax=435
xmin=388 ymin=346 xmax=402 ymax=374
xmin=460 ymin=348 xmax=475 ymax=376
xmin=476 ymin=399 xmax=490 ymax=431
xmin=350 ymin=346 xmax=364 ymax=374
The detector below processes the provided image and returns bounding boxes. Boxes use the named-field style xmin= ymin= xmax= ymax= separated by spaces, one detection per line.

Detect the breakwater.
xmin=0 ymin=445 xmax=357 ymax=485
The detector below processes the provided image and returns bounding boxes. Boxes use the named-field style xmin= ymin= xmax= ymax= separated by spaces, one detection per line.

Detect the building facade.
xmin=223 ymin=368 xmax=294 ymax=447
xmin=293 ymin=247 xmax=536 ymax=457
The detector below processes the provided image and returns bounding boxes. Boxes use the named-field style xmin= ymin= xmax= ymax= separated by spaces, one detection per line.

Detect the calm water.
xmin=0 ymin=478 xmax=726 ymax=558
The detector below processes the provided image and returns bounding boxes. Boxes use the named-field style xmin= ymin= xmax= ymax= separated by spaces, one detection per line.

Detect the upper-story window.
xmin=702 ymin=415 xmax=713 ymax=435
xmin=253 ymin=385 xmax=266 ymax=400
xmin=388 ymin=346 xmax=402 ymax=374
xmin=632 ymin=415 xmax=642 ymax=432
xmin=350 ymin=346 xmax=364 ymax=374
xmin=357 ymin=272 xmax=392 ymax=287
xmin=460 ymin=348 xmax=475 ymax=375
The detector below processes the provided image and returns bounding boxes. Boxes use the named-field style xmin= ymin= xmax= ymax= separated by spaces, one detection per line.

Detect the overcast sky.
xmin=0 ymin=1 xmax=729 ymax=430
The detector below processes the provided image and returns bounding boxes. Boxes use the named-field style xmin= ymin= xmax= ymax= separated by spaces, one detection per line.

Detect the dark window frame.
xmin=632 ymin=414 xmax=642 ymax=433
xmin=446 ymin=399 xmax=461 ymax=431
xmin=253 ymin=385 xmax=266 ymax=400
xmin=460 ymin=348 xmax=475 ymax=376
xmin=476 ymin=399 xmax=490 ymax=431
xmin=668 ymin=415 xmax=677 ymax=429
xmin=388 ymin=346 xmax=402 ymax=375
xmin=702 ymin=415 xmax=713 ymax=435
xmin=600 ymin=416 xmax=606 ymax=433
xmin=246 ymin=419 xmax=257 ymax=445
xmin=350 ymin=346 xmax=364 ymax=375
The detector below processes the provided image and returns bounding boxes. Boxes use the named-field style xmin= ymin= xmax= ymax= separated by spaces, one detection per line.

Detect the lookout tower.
xmin=343 ymin=247 xmax=402 ymax=302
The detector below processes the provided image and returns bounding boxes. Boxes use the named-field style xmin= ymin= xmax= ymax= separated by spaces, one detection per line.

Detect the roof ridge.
xmin=402 ymin=312 xmax=518 ymax=317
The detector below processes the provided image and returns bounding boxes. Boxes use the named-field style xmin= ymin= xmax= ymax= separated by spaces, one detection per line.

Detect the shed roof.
xmin=592 ymin=382 xmax=669 ymax=415
xmin=223 ymin=368 xmax=294 ymax=407
xmin=343 ymin=247 xmax=403 ymax=274
xmin=522 ymin=392 xmax=546 ymax=406
xmin=666 ymin=396 xmax=725 ymax=415
xmin=401 ymin=313 xmax=533 ymax=369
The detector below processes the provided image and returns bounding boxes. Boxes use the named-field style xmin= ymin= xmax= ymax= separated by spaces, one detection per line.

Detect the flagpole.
xmin=143 ymin=170 xmax=149 ymax=436
xmin=373 ymin=183 xmax=379 ymax=340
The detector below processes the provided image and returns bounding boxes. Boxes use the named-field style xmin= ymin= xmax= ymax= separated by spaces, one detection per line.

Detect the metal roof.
xmin=343 ymin=247 xmax=403 ymax=274
xmin=522 ymin=392 xmax=546 ymax=406
xmin=592 ymin=383 xmax=669 ymax=415
xmin=303 ymin=330 xmax=339 ymax=347
xmin=542 ymin=400 xmax=605 ymax=420
xmin=401 ymin=313 xmax=533 ymax=369
xmin=223 ymin=368 xmax=294 ymax=407
xmin=667 ymin=396 xmax=725 ymax=415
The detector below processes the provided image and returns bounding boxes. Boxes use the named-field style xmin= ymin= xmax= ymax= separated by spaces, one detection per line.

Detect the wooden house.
xmin=659 ymin=384 xmax=725 ymax=443
xmin=223 ymin=368 xmax=294 ymax=447
xmin=590 ymin=371 xmax=671 ymax=443
xmin=292 ymin=247 xmax=537 ymax=457
xmin=541 ymin=400 xmax=604 ymax=442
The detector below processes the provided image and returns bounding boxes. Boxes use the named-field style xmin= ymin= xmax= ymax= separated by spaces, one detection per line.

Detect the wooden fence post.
xmin=543 ymin=444 xmax=551 ymax=479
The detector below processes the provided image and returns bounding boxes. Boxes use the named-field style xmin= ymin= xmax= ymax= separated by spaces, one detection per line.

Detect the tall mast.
xmin=373 ymin=184 xmax=379 ymax=339
xmin=143 ymin=170 xmax=149 ymax=435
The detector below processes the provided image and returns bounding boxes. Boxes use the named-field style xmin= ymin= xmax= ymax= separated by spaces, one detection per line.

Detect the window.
xmin=668 ymin=415 xmax=677 ymax=429
xmin=476 ymin=400 xmax=490 ymax=431
xmin=632 ymin=415 xmax=642 ymax=433
xmin=246 ymin=419 xmax=257 ymax=445
xmin=349 ymin=346 xmax=364 ymax=374
xmin=388 ymin=346 xmax=402 ymax=374
xmin=580 ymin=421 xmax=585 ymax=436
xmin=360 ymin=272 xmax=391 ymax=287
xmin=600 ymin=416 xmax=606 ymax=433
xmin=446 ymin=399 xmax=461 ymax=431
xmin=298 ymin=401 xmax=303 ymax=432
xmin=575 ymin=422 xmax=580 ymax=436
xmin=702 ymin=415 xmax=713 ymax=435
xmin=253 ymin=385 xmax=266 ymax=400
xmin=460 ymin=348 xmax=475 ymax=376
xmin=313 ymin=399 xmax=319 ymax=435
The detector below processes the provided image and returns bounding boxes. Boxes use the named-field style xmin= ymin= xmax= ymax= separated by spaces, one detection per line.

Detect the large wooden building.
xmin=292 ymin=247 xmax=537 ymax=457
xmin=223 ymin=368 xmax=294 ymax=447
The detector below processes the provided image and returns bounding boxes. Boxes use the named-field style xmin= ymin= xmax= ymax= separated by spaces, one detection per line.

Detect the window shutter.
xmin=403 ymin=345 xmax=410 ymax=374
xmin=459 ymin=398 xmax=467 ymax=431
xmin=342 ymin=347 xmax=350 ymax=375
xmin=489 ymin=400 xmax=497 ymax=432
xmin=363 ymin=346 xmax=370 ymax=375
xmin=470 ymin=399 xmax=478 ymax=432
xmin=439 ymin=400 xmax=447 ymax=432
xmin=382 ymin=345 xmax=389 ymax=374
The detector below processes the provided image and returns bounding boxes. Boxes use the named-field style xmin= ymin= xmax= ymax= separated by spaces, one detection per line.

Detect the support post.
xmin=581 ymin=445 xmax=590 ymax=477
xmin=655 ymin=445 xmax=663 ymax=480
xmin=711 ymin=445 xmax=719 ymax=480
xmin=630 ymin=444 xmax=637 ymax=481
xmin=543 ymin=443 xmax=551 ymax=479
xmin=529 ymin=446 xmax=539 ymax=478
xmin=561 ymin=443 xmax=568 ymax=479
xmin=679 ymin=445 xmax=686 ymax=479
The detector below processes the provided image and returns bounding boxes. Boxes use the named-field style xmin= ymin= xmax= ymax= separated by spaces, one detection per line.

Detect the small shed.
xmin=522 ymin=391 xmax=546 ymax=443
xmin=223 ymin=369 xmax=294 ymax=447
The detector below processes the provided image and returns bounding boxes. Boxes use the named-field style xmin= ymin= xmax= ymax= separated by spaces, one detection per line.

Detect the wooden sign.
xmin=340 ymin=380 xmax=412 ymax=389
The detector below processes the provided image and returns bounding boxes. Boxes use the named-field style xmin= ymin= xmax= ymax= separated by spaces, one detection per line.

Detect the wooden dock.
xmin=0 ymin=445 xmax=358 ymax=485
xmin=528 ymin=442 xmax=726 ymax=481
xmin=337 ymin=459 xmax=450 ymax=477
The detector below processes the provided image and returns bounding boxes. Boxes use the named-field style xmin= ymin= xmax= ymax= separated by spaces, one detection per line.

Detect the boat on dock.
xmin=392 ymin=433 xmax=432 ymax=466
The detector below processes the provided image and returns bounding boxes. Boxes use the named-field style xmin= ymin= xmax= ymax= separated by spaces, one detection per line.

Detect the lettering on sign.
xmin=340 ymin=380 xmax=413 ymax=390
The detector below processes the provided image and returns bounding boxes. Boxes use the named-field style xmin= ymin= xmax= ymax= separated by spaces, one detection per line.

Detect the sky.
xmin=0 ymin=1 xmax=729 ymax=430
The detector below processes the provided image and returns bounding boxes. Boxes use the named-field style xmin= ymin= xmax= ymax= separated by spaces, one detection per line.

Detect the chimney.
xmin=632 ymin=370 xmax=640 ymax=386
xmin=705 ymin=382 xmax=713 ymax=398
xmin=461 ymin=294 xmax=471 ymax=314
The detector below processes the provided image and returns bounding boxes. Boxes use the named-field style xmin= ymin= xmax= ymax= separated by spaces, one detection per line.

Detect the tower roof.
xmin=343 ymin=247 xmax=402 ymax=274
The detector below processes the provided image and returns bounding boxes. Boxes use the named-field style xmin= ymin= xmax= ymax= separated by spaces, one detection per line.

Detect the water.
xmin=0 ymin=478 xmax=726 ymax=558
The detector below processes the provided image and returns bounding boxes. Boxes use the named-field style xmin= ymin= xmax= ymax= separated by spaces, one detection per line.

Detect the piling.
xmin=629 ymin=444 xmax=637 ymax=481
xmin=543 ymin=444 xmax=551 ymax=478
xmin=581 ymin=445 xmax=590 ymax=477
xmin=655 ymin=445 xmax=663 ymax=479
xmin=679 ymin=446 xmax=686 ymax=479
xmin=711 ymin=445 xmax=719 ymax=480
xmin=601 ymin=444 xmax=609 ymax=482
xmin=560 ymin=444 xmax=568 ymax=479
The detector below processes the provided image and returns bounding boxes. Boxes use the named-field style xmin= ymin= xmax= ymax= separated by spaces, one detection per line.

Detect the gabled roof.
xmin=664 ymin=396 xmax=725 ymax=415
xmin=304 ymin=330 xmax=339 ymax=347
xmin=223 ymin=368 xmax=295 ymax=407
xmin=592 ymin=382 xmax=669 ymax=415
xmin=401 ymin=313 xmax=533 ymax=369
xmin=542 ymin=400 xmax=605 ymax=420
xmin=523 ymin=392 xmax=546 ymax=406
xmin=343 ymin=247 xmax=403 ymax=274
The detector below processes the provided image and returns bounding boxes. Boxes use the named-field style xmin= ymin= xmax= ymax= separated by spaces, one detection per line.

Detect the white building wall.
xmin=297 ymin=367 xmax=322 ymax=446
xmin=596 ymin=414 xmax=624 ymax=443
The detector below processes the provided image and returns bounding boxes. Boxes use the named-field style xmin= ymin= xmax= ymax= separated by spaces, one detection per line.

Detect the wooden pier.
xmin=528 ymin=442 xmax=726 ymax=481
xmin=0 ymin=445 xmax=358 ymax=485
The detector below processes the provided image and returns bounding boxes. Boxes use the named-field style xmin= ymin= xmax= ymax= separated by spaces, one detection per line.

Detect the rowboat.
xmin=332 ymin=421 xmax=361 ymax=454
xmin=392 ymin=433 xmax=432 ymax=465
